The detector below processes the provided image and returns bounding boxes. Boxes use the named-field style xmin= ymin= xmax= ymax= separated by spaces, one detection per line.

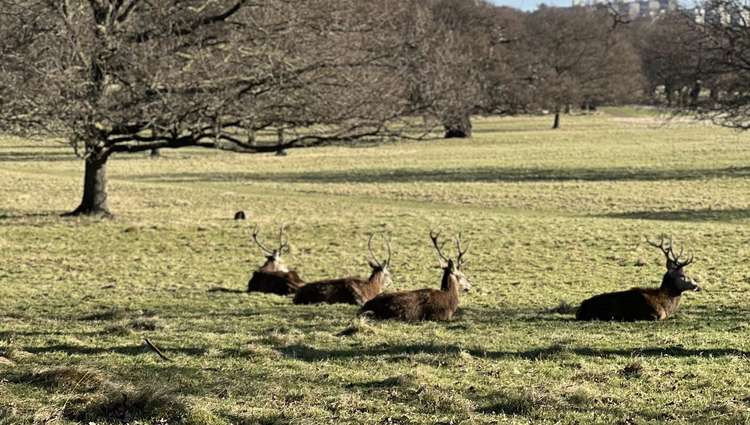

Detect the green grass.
xmin=2 ymin=110 xmax=750 ymax=424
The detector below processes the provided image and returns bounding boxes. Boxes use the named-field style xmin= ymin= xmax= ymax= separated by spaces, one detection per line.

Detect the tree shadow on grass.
xmin=0 ymin=330 xmax=107 ymax=340
xmin=23 ymin=344 xmax=206 ymax=357
xmin=132 ymin=165 xmax=750 ymax=185
xmin=0 ymin=144 xmax=69 ymax=150
xmin=597 ymin=208 xmax=750 ymax=222
xmin=0 ymin=211 xmax=61 ymax=221
xmin=0 ymin=151 xmax=150 ymax=163
xmin=0 ymin=152 xmax=77 ymax=162
xmin=275 ymin=343 xmax=750 ymax=363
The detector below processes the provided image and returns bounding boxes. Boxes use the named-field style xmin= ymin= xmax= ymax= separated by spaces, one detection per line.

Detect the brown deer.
xmin=576 ymin=236 xmax=700 ymax=321
xmin=247 ymin=225 xmax=304 ymax=295
xmin=359 ymin=231 xmax=471 ymax=321
xmin=292 ymin=234 xmax=392 ymax=306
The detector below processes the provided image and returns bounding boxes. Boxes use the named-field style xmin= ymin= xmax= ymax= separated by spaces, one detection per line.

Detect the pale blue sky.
xmin=489 ymin=0 xmax=571 ymax=11
xmin=489 ymin=0 xmax=691 ymax=11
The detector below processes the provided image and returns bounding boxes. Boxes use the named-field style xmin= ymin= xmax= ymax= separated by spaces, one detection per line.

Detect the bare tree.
xmin=629 ymin=12 xmax=707 ymax=106
xmin=481 ymin=6 xmax=534 ymax=116
xmin=685 ymin=0 xmax=750 ymax=129
xmin=400 ymin=0 xmax=505 ymax=138
xmin=521 ymin=5 xmax=644 ymax=129
xmin=0 ymin=0 xmax=419 ymax=216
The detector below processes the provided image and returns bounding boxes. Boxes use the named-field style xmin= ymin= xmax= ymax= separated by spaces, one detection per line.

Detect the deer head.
xmin=367 ymin=233 xmax=392 ymax=287
xmin=252 ymin=225 xmax=290 ymax=273
xmin=430 ymin=231 xmax=471 ymax=292
xmin=647 ymin=235 xmax=699 ymax=294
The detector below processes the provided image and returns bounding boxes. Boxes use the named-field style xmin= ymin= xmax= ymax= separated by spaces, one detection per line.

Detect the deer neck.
xmin=368 ymin=269 xmax=386 ymax=290
xmin=260 ymin=260 xmax=287 ymax=273
xmin=441 ymin=270 xmax=460 ymax=299
xmin=659 ymin=273 xmax=683 ymax=298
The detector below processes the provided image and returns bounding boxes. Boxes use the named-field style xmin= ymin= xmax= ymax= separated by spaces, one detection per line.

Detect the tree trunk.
xmin=680 ymin=88 xmax=689 ymax=107
xmin=709 ymin=86 xmax=719 ymax=103
xmin=443 ymin=113 xmax=472 ymax=138
xmin=64 ymin=154 xmax=112 ymax=217
xmin=689 ymin=81 xmax=701 ymax=107
xmin=665 ymin=83 xmax=673 ymax=106
xmin=150 ymin=148 xmax=161 ymax=158
xmin=276 ymin=128 xmax=287 ymax=156
xmin=552 ymin=110 xmax=561 ymax=129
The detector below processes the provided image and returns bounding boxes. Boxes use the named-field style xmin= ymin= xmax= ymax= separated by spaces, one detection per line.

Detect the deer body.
xmin=361 ymin=267 xmax=464 ymax=321
xmin=248 ymin=270 xmax=304 ymax=295
xmin=292 ymin=271 xmax=388 ymax=306
xmin=360 ymin=231 xmax=470 ymax=321
xmin=293 ymin=234 xmax=392 ymax=306
xmin=246 ymin=225 xmax=305 ymax=295
xmin=576 ymin=236 xmax=699 ymax=322
xmin=576 ymin=287 xmax=684 ymax=321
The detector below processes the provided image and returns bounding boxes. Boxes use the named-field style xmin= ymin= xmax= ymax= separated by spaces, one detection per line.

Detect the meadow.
xmin=3 ymin=109 xmax=750 ymax=424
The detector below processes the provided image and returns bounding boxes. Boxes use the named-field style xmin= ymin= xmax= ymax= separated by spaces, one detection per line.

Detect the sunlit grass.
xmin=2 ymin=110 xmax=750 ymax=424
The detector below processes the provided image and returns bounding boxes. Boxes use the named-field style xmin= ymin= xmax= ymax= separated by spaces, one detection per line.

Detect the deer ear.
xmin=368 ymin=260 xmax=379 ymax=269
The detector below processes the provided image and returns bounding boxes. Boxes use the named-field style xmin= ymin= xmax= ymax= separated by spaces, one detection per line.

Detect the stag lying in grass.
xmin=359 ymin=231 xmax=471 ymax=321
xmin=576 ymin=236 xmax=700 ymax=321
xmin=293 ymin=234 xmax=391 ymax=306
xmin=247 ymin=225 xmax=304 ymax=295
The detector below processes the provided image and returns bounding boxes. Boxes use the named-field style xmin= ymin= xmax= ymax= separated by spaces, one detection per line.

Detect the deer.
xmin=576 ymin=235 xmax=700 ymax=321
xmin=359 ymin=231 xmax=471 ymax=321
xmin=292 ymin=234 xmax=392 ymax=306
xmin=247 ymin=225 xmax=304 ymax=295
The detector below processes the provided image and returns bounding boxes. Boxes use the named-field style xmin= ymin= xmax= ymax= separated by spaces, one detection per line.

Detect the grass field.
xmin=3 ymin=109 xmax=750 ymax=424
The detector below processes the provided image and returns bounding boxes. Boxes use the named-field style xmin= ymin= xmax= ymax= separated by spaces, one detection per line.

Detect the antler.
xmin=647 ymin=235 xmax=694 ymax=269
xmin=670 ymin=240 xmax=694 ymax=269
xmin=252 ymin=225 xmax=275 ymax=256
xmin=455 ymin=233 xmax=468 ymax=267
xmin=277 ymin=224 xmax=290 ymax=254
xmin=367 ymin=233 xmax=382 ymax=268
xmin=366 ymin=233 xmax=392 ymax=268
xmin=646 ymin=234 xmax=672 ymax=263
xmin=382 ymin=234 xmax=392 ymax=267
xmin=430 ymin=230 xmax=450 ymax=264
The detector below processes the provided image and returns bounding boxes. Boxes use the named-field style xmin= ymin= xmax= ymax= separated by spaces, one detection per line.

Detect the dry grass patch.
xmin=63 ymin=383 xmax=188 ymax=423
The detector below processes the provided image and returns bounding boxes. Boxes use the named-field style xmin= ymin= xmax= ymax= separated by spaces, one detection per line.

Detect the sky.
xmin=489 ymin=0 xmax=571 ymax=11
xmin=489 ymin=1 xmax=692 ymax=11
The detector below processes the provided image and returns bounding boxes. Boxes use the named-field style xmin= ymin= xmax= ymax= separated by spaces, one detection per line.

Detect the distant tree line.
xmin=0 ymin=0 xmax=748 ymax=215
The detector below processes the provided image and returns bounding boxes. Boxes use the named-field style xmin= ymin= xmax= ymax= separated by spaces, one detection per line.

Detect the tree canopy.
xmin=0 ymin=0 xmax=423 ymax=215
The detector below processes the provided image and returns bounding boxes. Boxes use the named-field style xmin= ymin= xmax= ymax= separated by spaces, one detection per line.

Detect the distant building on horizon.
xmin=571 ymin=0 xmax=678 ymax=19
xmin=691 ymin=1 xmax=750 ymax=25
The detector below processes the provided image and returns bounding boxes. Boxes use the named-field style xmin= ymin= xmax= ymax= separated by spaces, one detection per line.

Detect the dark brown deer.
xmin=247 ymin=225 xmax=304 ymax=295
xmin=359 ymin=231 xmax=471 ymax=321
xmin=576 ymin=236 xmax=700 ymax=321
xmin=292 ymin=234 xmax=391 ymax=306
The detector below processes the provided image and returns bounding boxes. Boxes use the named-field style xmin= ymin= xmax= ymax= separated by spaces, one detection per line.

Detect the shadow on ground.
xmin=23 ymin=344 xmax=206 ymax=357
xmin=597 ymin=208 xmax=750 ymax=222
xmin=0 ymin=211 xmax=61 ymax=221
xmin=0 ymin=151 xmax=155 ymax=163
xmin=0 ymin=152 xmax=77 ymax=162
xmin=132 ymin=166 xmax=750 ymax=185
xmin=276 ymin=342 xmax=750 ymax=362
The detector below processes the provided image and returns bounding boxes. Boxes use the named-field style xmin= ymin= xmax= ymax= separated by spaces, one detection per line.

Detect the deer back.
xmin=576 ymin=288 xmax=663 ymax=321
xmin=248 ymin=270 xmax=304 ymax=295
xmin=360 ymin=248 xmax=468 ymax=321
xmin=292 ymin=276 xmax=369 ymax=305
xmin=293 ymin=233 xmax=392 ymax=305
